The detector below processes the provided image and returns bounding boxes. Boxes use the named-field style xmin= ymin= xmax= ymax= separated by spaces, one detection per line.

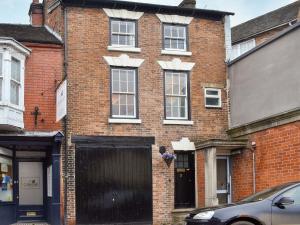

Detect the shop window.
xmin=0 ymin=155 xmax=13 ymax=202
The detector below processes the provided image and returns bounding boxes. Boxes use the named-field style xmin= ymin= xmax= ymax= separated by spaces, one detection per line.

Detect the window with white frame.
xmin=231 ymin=39 xmax=256 ymax=60
xmin=205 ymin=88 xmax=221 ymax=108
xmin=10 ymin=58 xmax=21 ymax=105
xmin=111 ymin=19 xmax=136 ymax=47
xmin=0 ymin=54 xmax=3 ymax=101
xmin=163 ymin=24 xmax=187 ymax=51
xmin=111 ymin=68 xmax=137 ymax=118
xmin=165 ymin=71 xmax=189 ymax=119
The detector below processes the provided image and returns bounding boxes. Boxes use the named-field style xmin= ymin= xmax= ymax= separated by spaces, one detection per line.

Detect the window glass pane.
xmin=112 ymin=94 xmax=120 ymax=116
xmin=164 ymin=38 xmax=171 ymax=49
xmin=111 ymin=34 xmax=119 ymax=45
xmin=0 ymin=53 xmax=2 ymax=75
xmin=127 ymin=104 xmax=135 ymax=116
xmin=0 ymin=78 xmax=2 ymax=101
xmin=10 ymin=81 xmax=19 ymax=105
xmin=173 ymin=74 xmax=180 ymax=95
xmin=206 ymin=97 xmax=219 ymax=106
xmin=178 ymin=27 xmax=185 ymax=38
xmin=120 ymin=21 xmax=127 ymax=33
xmin=180 ymin=74 xmax=187 ymax=95
xmin=0 ymin=156 xmax=13 ymax=202
xmin=171 ymin=39 xmax=178 ymax=49
xmin=119 ymin=35 xmax=126 ymax=45
xmin=165 ymin=73 xmax=172 ymax=95
xmin=120 ymin=70 xmax=127 ymax=92
xmin=280 ymin=186 xmax=300 ymax=205
xmin=178 ymin=39 xmax=185 ymax=50
xmin=112 ymin=21 xmax=119 ymax=33
xmin=164 ymin=26 xmax=171 ymax=37
xmin=11 ymin=58 xmax=20 ymax=82
xmin=206 ymin=90 xmax=219 ymax=96
xmin=128 ymin=35 xmax=135 ymax=46
xmin=172 ymin=26 xmax=178 ymax=37
xmin=127 ymin=22 xmax=135 ymax=34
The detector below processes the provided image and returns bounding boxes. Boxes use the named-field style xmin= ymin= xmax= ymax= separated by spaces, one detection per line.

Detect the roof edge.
xmin=0 ymin=37 xmax=31 ymax=55
xmin=61 ymin=0 xmax=234 ymax=17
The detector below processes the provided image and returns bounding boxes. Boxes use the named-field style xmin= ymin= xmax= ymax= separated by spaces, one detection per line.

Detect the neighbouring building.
xmin=231 ymin=0 xmax=300 ymax=59
xmin=0 ymin=0 xmax=64 ymax=224
xmin=228 ymin=22 xmax=300 ymax=202
xmin=42 ymin=0 xmax=240 ymax=224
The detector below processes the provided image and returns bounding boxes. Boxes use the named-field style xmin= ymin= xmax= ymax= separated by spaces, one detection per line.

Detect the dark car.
xmin=185 ymin=182 xmax=300 ymax=225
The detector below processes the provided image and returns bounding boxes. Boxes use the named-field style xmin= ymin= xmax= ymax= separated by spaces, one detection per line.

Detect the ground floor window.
xmin=0 ymin=152 xmax=13 ymax=202
xmin=216 ymin=156 xmax=231 ymax=204
xmin=174 ymin=151 xmax=195 ymax=208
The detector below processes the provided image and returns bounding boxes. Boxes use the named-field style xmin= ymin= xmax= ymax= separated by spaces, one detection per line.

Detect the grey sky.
xmin=0 ymin=0 xmax=297 ymax=26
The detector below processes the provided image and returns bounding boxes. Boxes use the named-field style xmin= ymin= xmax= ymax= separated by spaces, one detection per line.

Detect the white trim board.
xmin=156 ymin=14 xmax=193 ymax=24
xmin=103 ymin=8 xmax=144 ymax=20
xmin=103 ymin=54 xmax=144 ymax=67
xmin=157 ymin=58 xmax=195 ymax=71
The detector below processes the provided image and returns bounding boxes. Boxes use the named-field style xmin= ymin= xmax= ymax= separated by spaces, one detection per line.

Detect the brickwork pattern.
xmin=232 ymin=122 xmax=300 ymax=202
xmin=64 ymin=7 xmax=228 ymax=225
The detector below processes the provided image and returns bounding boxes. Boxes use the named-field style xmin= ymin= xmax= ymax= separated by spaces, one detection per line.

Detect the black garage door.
xmin=74 ymin=136 xmax=154 ymax=225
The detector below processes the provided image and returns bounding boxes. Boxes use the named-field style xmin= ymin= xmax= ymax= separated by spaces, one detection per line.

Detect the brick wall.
xmin=64 ymin=7 xmax=228 ymax=225
xmin=196 ymin=151 xmax=205 ymax=207
xmin=254 ymin=24 xmax=290 ymax=45
xmin=23 ymin=42 xmax=63 ymax=131
xmin=43 ymin=0 xmax=64 ymax=36
xmin=232 ymin=122 xmax=300 ymax=202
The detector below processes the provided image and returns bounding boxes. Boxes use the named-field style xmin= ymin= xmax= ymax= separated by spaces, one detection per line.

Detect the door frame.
xmin=216 ymin=156 xmax=231 ymax=204
xmin=16 ymin=159 xmax=47 ymax=221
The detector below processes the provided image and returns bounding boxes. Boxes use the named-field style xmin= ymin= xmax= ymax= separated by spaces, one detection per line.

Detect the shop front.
xmin=0 ymin=131 xmax=63 ymax=225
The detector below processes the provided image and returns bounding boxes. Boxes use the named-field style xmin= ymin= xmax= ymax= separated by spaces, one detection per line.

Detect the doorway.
xmin=216 ymin=156 xmax=231 ymax=204
xmin=175 ymin=151 xmax=195 ymax=209
xmin=17 ymin=161 xmax=46 ymax=221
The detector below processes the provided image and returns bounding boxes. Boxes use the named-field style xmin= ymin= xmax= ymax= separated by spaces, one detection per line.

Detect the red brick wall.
xmin=65 ymin=7 xmax=228 ymax=225
xmin=254 ymin=25 xmax=290 ymax=45
xmin=196 ymin=151 xmax=205 ymax=207
xmin=23 ymin=42 xmax=63 ymax=131
xmin=232 ymin=122 xmax=300 ymax=202
xmin=43 ymin=0 xmax=64 ymax=36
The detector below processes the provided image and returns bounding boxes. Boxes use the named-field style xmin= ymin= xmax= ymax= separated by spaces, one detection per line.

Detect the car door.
xmin=271 ymin=185 xmax=300 ymax=225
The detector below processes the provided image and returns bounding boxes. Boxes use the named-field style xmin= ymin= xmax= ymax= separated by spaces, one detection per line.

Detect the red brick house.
xmin=0 ymin=0 xmax=63 ymax=224
xmin=42 ymin=0 xmax=238 ymax=224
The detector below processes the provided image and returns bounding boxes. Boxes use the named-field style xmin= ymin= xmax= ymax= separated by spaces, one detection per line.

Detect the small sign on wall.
xmin=56 ymin=80 xmax=67 ymax=122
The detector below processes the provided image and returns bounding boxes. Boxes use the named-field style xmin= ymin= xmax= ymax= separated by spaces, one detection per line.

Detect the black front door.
xmin=76 ymin=144 xmax=153 ymax=225
xmin=175 ymin=151 xmax=195 ymax=209
xmin=17 ymin=161 xmax=46 ymax=221
xmin=272 ymin=185 xmax=300 ymax=225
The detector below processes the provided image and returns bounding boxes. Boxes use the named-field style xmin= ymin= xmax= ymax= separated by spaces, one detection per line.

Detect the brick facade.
xmin=23 ymin=42 xmax=63 ymax=131
xmin=48 ymin=6 xmax=230 ymax=225
xmin=232 ymin=122 xmax=300 ymax=202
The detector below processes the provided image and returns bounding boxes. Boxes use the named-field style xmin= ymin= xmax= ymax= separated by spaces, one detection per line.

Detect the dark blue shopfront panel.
xmin=0 ymin=204 xmax=16 ymax=225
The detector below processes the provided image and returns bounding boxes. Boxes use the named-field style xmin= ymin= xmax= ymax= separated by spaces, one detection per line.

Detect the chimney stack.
xmin=29 ymin=0 xmax=43 ymax=27
xmin=179 ymin=0 xmax=197 ymax=8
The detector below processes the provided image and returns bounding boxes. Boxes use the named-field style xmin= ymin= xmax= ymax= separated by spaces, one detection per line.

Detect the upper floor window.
xmin=231 ymin=39 xmax=256 ymax=60
xmin=205 ymin=88 xmax=221 ymax=108
xmin=111 ymin=19 xmax=136 ymax=47
xmin=10 ymin=58 xmax=21 ymax=105
xmin=0 ymin=54 xmax=3 ymax=101
xmin=165 ymin=71 xmax=189 ymax=120
xmin=111 ymin=68 xmax=137 ymax=118
xmin=163 ymin=24 xmax=187 ymax=51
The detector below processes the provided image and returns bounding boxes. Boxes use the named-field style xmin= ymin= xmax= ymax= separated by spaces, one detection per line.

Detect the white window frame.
xmin=204 ymin=88 xmax=222 ymax=108
xmin=0 ymin=53 xmax=3 ymax=102
xmin=111 ymin=68 xmax=137 ymax=119
xmin=231 ymin=38 xmax=256 ymax=60
xmin=165 ymin=71 xmax=189 ymax=120
xmin=10 ymin=57 xmax=21 ymax=106
xmin=163 ymin=24 xmax=188 ymax=52
xmin=110 ymin=19 xmax=136 ymax=48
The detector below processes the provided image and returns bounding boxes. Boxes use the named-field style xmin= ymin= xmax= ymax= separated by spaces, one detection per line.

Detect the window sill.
xmin=163 ymin=120 xmax=194 ymax=125
xmin=108 ymin=46 xmax=141 ymax=53
xmin=161 ymin=50 xmax=192 ymax=56
xmin=108 ymin=118 xmax=142 ymax=124
xmin=205 ymin=105 xmax=222 ymax=109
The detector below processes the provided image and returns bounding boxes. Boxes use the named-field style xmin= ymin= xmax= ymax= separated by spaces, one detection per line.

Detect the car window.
xmin=240 ymin=183 xmax=298 ymax=203
xmin=278 ymin=185 xmax=300 ymax=205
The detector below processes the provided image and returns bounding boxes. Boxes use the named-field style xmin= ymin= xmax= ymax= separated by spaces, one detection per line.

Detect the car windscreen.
xmin=240 ymin=183 xmax=296 ymax=203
